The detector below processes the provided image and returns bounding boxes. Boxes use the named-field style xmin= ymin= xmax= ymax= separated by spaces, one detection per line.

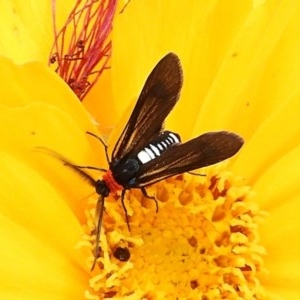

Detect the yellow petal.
xmin=232 ymin=93 xmax=300 ymax=182
xmin=259 ymin=196 xmax=300 ymax=299
xmin=0 ymin=150 xmax=89 ymax=298
xmin=0 ymin=1 xmax=81 ymax=63
xmin=0 ymin=56 xmax=91 ymax=125
xmin=191 ymin=1 xmax=300 ymax=135
xmin=0 ymin=57 xmax=108 ymax=297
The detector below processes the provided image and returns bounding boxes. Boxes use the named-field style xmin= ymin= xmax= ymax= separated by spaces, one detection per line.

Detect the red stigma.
xmin=49 ymin=0 xmax=117 ymax=100
xmin=103 ymin=169 xmax=123 ymax=194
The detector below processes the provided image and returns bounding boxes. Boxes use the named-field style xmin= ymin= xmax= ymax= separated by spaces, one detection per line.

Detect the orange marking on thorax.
xmin=102 ymin=169 xmax=123 ymax=194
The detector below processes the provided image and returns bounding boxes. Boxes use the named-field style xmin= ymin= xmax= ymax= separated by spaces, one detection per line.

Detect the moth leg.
xmin=86 ymin=131 xmax=110 ymax=163
xmin=187 ymin=171 xmax=205 ymax=176
xmin=120 ymin=189 xmax=131 ymax=231
xmin=141 ymin=187 xmax=159 ymax=213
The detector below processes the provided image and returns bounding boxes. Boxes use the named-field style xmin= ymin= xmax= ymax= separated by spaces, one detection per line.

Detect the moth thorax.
xmin=137 ymin=131 xmax=181 ymax=164
xmin=101 ymin=170 xmax=123 ymax=194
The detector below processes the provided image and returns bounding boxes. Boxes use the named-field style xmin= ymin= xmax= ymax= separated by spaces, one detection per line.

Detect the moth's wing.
xmin=112 ymin=53 xmax=183 ymax=162
xmin=134 ymin=132 xmax=244 ymax=187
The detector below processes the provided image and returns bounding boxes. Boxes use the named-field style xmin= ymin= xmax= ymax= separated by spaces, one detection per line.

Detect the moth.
xmin=52 ymin=53 xmax=243 ymax=269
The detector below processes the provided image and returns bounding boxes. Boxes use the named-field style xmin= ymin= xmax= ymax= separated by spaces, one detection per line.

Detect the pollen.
xmin=80 ymin=166 xmax=267 ymax=299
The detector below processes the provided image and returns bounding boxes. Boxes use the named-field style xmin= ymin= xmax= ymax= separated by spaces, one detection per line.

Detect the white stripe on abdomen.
xmin=137 ymin=131 xmax=181 ymax=164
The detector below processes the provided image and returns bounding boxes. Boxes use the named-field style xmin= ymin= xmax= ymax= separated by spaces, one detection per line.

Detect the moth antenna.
xmin=35 ymin=146 xmax=97 ymax=187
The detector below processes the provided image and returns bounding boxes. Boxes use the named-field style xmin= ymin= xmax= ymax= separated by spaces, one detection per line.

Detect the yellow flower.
xmin=1 ymin=0 xmax=300 ymax=299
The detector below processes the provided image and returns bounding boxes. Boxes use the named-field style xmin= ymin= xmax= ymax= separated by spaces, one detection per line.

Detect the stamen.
xmin=49 ymin=0 xmax=117 ymax=100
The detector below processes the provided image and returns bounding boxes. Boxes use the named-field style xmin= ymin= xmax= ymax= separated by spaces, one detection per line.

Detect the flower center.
xmin=81 ymin=167 xmax=266 ymax=299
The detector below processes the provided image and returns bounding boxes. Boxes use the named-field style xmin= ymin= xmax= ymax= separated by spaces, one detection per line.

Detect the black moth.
xmin=56 ymin=53 xmax=243 ymax=269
